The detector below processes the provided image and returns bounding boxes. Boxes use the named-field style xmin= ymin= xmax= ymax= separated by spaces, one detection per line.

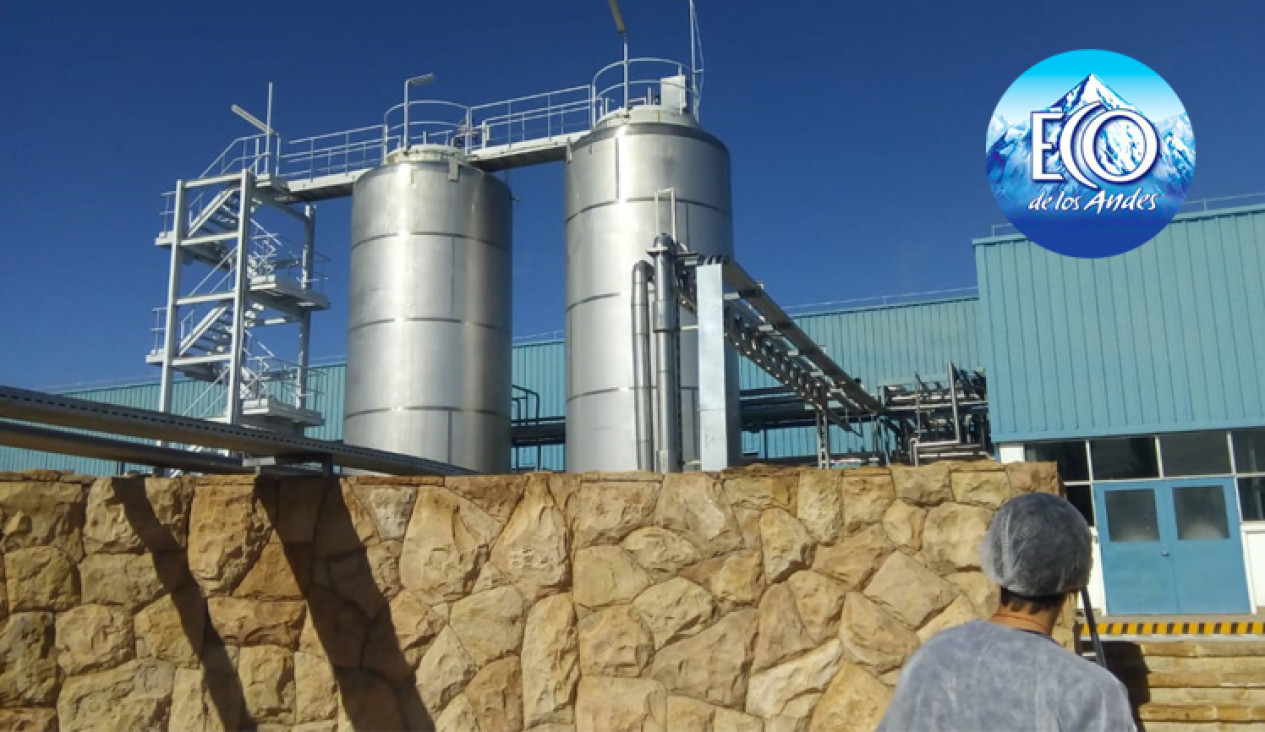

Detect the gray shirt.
xmin=877 ymin=621 xmax=1136 ymax=732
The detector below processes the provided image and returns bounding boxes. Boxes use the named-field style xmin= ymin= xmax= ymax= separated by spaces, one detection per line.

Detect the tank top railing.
xmin=590 ymin=57 xmax=699 ymax=125
xmin=162 ymin=56 xmax=699 ymax=205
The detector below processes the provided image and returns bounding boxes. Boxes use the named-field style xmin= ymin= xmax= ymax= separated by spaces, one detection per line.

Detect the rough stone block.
xmin=809 ymin=662 xmax=892 ymax=732
xmin=724 ymin=472 xmax=796 ymax=512
xmin=882 ymin=500 xmax=926 ymax=553
xmin=449 ymin=583 xmax=526 ymax=666
xmin=564 ymin=480 xmax=659 ymax=548
xmin=837 ymin=593 xmax=918 ymax=674
xmin=489 ymin=474 xmax=570 ymax=604
xmin=0 ymin=612 xmax=60 ymax=706
xmin=6 ymin=546 xmax=78 ymax=611
xmin=400 ymin=487 xmax=498 ymax=604
xmin=922 ymin=503 xmax=993 ymax=574
xmin=812 ymin=524 xmax=892 ymax=591
xmin=573 ymin=546 xmax=650 ymax=610
xmin=414 ymin=626 xmax=477 ymax=713
xmin=187 ymin=481 xmax=276 ymax=595
xmin=579 ymin=604 xmax=654 ymax=677
xmin=135 ymin=584 xmax=207 ymax=668
xmin=951 ymin=469 xmax=1014 ymax=509
xmin=466 ymin=656 xmax=524 ymax=732
xmin=522 ymin=593 xmax=580 ymax=727
xmin=649 ymin=608 xmax=758 ymax=708
xmin=891 ymin=463 xmax=954 ymax=506
xmin=760 ymin=508 xmax=814 ymax=583
xmin=745 ymin=639 xmax=843 ymax=719
xmin=56 ymin=603 xmax=134 ymax=675
xmin=57 ymin=659 xmax=176 ymax=732
xmin=0 ymin=708 xmax=58 ymax=732
xmin=753 ymin=583 xmax=816 ymax=673
xmin=0 ymin=479 xmax=86 ymax=559
xmin=633 ymin=576 xmax=716 ymax=649
xmin=864 ymin=551 xmax=959 ymax=628
xmin=840 ymin=469 xmax=896 ymax=533
xmin=620 ymin=526 xmax=700 ymax=582
xmin=575 ymin=676 xmax=667 ymax=732
xmin=787 ymin=570 xmax=847 ymax=645
xmin=654 ymin=473 xmax=743 ymax=559
xmin=796 ymin=470 xmax=844 ymax=544
xmin=208 ymin=596 xmax=305 ymax=648
xmin=361 ymin=589 xmax=444 ymax=684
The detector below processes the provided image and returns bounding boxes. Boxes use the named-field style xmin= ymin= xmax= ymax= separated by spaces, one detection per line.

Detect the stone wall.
xmin=0 ymin=461 xmax=1062 ymax=731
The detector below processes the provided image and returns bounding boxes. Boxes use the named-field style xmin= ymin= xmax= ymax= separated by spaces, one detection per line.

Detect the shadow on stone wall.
xmin=263 ymin=479 xmax=435 ymax=731
xmin=119 ymin=479 xmax=254 ymax=730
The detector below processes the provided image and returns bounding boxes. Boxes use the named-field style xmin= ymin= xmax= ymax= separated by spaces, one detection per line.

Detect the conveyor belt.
xmin=0 ymin=385 xmax=473 ymax=476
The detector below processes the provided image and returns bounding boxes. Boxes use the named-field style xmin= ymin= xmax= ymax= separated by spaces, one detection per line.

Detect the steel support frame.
xmin=156 ymin=172 xmax=319 ymax=427
xmin=695 ymin=260 xmax=737 ymax=470
xmin=680 ymin=252 xmax=887 ymax=469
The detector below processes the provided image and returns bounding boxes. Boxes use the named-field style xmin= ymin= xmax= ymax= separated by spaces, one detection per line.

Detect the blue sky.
xmin=1 ymin=0 xmax=1262 ymax=389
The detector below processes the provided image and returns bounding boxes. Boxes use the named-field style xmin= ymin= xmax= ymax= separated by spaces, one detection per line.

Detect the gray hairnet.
xmin=980 ymin=492 xmax=1093 ymax=597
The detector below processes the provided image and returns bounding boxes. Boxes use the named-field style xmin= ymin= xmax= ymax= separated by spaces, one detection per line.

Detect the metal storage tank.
xmin=344 ymin=154 xmax=513 ymax=472
xmin=565 ymin=102 xmax=735 ymax=472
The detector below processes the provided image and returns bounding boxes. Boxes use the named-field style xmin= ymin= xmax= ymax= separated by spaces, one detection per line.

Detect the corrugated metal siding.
xmin=0 ymin=298 xmax=982 ymax=473
xmin=976 ymin=204 xmax=1265 ymax=443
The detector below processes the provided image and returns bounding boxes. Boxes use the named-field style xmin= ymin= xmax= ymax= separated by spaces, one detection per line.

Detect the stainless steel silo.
xmin=344 ymin=155 xmax=512 ymax=473
xmin=564 ymin=106 xmax=735 ymax=472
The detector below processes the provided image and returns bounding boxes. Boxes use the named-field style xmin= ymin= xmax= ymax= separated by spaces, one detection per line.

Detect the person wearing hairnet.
xmin=877 ymin=492 xmax=1136 ymax=731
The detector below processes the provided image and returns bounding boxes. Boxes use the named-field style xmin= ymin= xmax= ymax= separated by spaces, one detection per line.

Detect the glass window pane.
xmin=1024 ymin=441 xmax=1089 ymax=482
xmin=1091 ymin=437 xmax=1159 ymax=480
xmin=1104 ymin=489 xmax=1160 ymax=542
xmin=1161 ymin=432 xmax=1231 ymax=476
xmin=1172 ymin=486 xmax=1230 ymax=540
xmin=1066 ymin=484 xmax=1094 ymax=527
xmin=1239 ymin=477 xmax=1265 ymax=522
xmin=1233 ymin=428 xmax=1265 ymax=474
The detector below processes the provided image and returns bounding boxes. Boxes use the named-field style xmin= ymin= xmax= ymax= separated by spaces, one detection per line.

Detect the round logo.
xmin=986 ymin=50 xmax=1195 ymax=258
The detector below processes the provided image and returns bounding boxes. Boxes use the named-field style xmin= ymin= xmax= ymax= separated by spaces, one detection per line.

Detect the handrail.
xmin=163 ymin=56 xmax=694 ymax=200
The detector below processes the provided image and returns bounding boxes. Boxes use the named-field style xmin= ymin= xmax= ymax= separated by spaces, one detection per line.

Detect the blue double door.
xmin=1096 ymin=478 xmax=1250 ymax=615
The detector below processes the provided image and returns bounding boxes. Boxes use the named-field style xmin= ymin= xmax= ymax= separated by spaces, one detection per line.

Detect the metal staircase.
xmin=149 ymin=168 xmax=327 ymax=433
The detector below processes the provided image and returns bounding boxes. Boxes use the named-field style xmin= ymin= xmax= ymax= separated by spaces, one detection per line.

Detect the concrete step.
xmin=1137 ymin=702 xmax=1265 ymax=724
xmin=1100 ymin=639 xmax=1265 ymax=726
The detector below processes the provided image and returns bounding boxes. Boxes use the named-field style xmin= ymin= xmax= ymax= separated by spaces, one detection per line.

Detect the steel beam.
xmin=0 ymin=421 xmax=249 ymax=474
xmin=0 ymin=385 xmax=473 ymax=476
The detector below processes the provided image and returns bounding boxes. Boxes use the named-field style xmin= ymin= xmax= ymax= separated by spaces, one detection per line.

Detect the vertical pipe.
xmin=265 ymin=82 xmax=274 ymax=176
xmin=225 ymin=170 xmax=253 ymax=424
xmin=631 ymin=262 xmax=656 ymax=470
xmin=402 ymin=81 xmax=412 ymax=152
xmin=622 ymin=34 xmax=630 ymax=109
xmin=651 ymin=235 xmax=681 ymax=472
xmin=296 ymin=203 xmax=315 ymax=413
xmin=158 ymin=181 xmax=187 ymax=417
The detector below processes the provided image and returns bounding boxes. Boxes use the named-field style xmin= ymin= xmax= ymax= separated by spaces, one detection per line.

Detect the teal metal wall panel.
xmin=976 ymin=204 xmax=1265 ymax=443
xmin=0 ymin=298 xmax=981 ymax=473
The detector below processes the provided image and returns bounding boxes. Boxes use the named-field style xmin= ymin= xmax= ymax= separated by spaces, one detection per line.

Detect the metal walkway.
xmin=0 ymin=385 xmax=472 ymax=476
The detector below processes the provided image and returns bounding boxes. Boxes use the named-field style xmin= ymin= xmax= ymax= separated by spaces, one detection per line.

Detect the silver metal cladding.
xmin=564 ymin=117 xmax=735 ymax=472
xmin=344 ymin=159 xmax=513 ymax=473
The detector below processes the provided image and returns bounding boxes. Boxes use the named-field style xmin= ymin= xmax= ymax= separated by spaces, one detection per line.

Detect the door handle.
xmin=1161 ymin=551 xmax=1170 ymax=556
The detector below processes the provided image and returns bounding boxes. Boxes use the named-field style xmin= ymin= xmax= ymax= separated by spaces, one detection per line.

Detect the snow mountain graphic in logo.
xmin=986 ymin=51 xmax=1195 ymax=258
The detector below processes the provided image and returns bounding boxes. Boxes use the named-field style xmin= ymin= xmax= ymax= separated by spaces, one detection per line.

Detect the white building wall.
xmin=1243 ymin=525 xmax=1265 ymax=613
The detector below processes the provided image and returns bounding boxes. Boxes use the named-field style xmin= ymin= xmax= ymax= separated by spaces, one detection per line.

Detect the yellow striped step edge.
xmin=1079 ymin=620 xmax=1265 ymax=637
